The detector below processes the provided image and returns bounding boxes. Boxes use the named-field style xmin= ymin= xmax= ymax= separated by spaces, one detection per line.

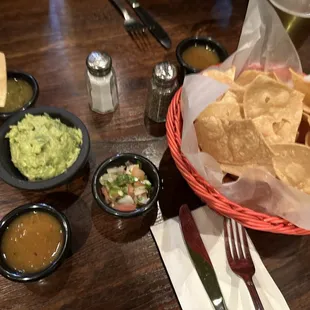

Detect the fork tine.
xmin=235 ymin=222 xmax=245 ymax=259
xmin=242 ymin=225 xmax=251 ymax=259
xmin=228 ymin=218 xmax=238 ymax=260
xmin=224 ymin=218 xmax=233 ymax=261
xmin=136 ymin=28 xmax=143 ymax=36
xmin=130 ymin=29 xmax=145 ymax=51
xmin=138 ymin=26 xmax=146 ymax=35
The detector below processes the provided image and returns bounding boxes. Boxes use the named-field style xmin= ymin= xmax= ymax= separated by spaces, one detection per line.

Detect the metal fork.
xmin=224 ymin=218 xmax=265 ymax=310
xmin=109 ymin=0 xmax=146 ymax=35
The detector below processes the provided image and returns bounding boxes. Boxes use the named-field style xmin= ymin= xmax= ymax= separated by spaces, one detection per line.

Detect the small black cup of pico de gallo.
xmin=92 ymin=153 xmax=161 ymax=218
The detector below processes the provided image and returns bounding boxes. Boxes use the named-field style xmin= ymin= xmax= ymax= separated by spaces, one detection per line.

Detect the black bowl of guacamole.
xmin=0 ymin=106 xmax=90 ymax=190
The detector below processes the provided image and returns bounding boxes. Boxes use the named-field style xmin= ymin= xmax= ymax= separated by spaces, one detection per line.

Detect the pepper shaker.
xmin=86 ymin=51 xmax=119 ymax=114
xmin=146 ymin=62 xmax=179 ymax=123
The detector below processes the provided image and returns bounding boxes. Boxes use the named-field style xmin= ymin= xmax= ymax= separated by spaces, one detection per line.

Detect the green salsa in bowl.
xmin=0 ymin=71 xmax=39 ymax=120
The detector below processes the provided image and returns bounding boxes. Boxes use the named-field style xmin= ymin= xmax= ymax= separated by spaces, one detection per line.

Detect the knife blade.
xmin=127 ymin=0 xmax=171 ymax=49
xmin=179 ymin=204 xmax=228 ymax=310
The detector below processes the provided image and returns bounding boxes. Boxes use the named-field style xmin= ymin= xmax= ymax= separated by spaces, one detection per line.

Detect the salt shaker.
xmin=146 ymin=62 xmax=179 ymax=123
xmin=86 ymin=51 xmax=119 ymax=114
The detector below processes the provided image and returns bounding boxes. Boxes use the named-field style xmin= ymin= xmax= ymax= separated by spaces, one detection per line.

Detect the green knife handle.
xmin=188 ymin=247 xmax=229 ymax=310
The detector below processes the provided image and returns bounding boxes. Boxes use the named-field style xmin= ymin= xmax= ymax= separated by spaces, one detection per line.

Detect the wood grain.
xmin=0 ymin=0 xmax=310 ymax=309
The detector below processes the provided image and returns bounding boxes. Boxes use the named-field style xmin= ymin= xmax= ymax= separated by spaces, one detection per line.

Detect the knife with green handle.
xmin=179 ymin=204 xmax=229 ymax=310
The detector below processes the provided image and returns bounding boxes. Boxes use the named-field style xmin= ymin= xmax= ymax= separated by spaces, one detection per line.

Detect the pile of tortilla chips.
xmin=194 ymin=67 xmax=310 ymax=195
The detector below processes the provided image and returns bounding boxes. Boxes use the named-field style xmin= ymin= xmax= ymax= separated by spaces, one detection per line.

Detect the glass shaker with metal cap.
xmin=86 ymin=51 xmax=119 ymax=114
xmin=146 ymin=62 xmax=179 ymax=123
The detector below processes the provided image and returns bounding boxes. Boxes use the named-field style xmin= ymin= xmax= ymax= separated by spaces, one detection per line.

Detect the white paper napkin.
xmin=151 ymin=207 xmax=290 ymax=310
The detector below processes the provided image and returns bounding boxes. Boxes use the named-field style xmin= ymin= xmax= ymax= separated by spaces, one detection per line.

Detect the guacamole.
xmin=6 ymin=113 xmax=83 ymax=181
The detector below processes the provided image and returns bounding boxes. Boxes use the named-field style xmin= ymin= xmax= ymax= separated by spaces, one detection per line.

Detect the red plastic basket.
xmin=166 ymin=88 xmax=310 ymax=235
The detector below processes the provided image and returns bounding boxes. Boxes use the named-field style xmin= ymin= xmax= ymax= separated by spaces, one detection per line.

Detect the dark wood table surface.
xmin=1 ymin=0 xmax=310 ymax=309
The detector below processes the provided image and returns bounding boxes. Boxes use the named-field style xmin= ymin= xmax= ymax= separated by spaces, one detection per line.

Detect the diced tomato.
xmin=131 ymin=166 xmax=145 ymax=180
xmin=114 ymin=204 xmax=137 ymax=211
xmin=127 ymin=184 xmax=134 ymax=198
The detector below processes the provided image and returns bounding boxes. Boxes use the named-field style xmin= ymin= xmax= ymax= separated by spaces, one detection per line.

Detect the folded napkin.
xmin=151 ymin=207 xmax=289 ymax=310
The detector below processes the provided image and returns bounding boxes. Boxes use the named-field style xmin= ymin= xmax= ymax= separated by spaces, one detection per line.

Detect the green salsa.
xmin=6 ymin=114 xmax=83 ymax=181
xmin=0 ymin=78 xmax=33 ymax=113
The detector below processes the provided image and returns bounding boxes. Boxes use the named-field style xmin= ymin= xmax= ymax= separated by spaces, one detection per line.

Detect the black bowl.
xmin=176 ymin=37 xmax=229 ymax=74
xmin=0 ymin=71 xmax=39 ymax=120
xmin=0 ymin=203 xmax=71 ymax=282
xmin=0 ymin=106 xmax=90 ymax=190
xmin=92 ymin=153 xmax=161 ymax=218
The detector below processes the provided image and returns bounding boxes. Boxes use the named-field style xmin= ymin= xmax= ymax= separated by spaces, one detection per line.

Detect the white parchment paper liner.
xmin=180 ymin=0 xmax=310 ymax=229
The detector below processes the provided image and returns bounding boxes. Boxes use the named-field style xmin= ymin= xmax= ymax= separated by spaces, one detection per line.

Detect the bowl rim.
xmin=176 ymin=36 xmax=229 ymax=74
xmin=0 ymin=106 xmax=90 ymax=190
xmin=0 ymin=203 xmax=71 ymax=282
xmin=0 ymin=70 xmax=39 ymax=119
xmin=92 ymin=153 xmax=161 ymax=218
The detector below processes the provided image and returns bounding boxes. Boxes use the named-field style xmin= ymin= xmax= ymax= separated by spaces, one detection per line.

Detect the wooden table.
xmin=1 ymin=0 xmax=310 ymax=309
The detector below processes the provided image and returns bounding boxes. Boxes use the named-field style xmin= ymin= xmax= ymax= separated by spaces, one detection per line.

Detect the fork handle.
xmin=245 ymin=278 xmax=265 ymax=310
xmin=109 ymin=0 xmax=131 ymax=20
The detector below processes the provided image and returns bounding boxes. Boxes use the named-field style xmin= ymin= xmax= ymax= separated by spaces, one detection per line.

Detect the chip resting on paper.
xmin=217 ymin=91 xmax=240 ymax=105
xmin=220 ymin=162 xmax=275 ymax=177
xmin=198 ymin=102 xmax=242 ymax=121
xmin=193 ymin=66 xmax=310 ymax=195
xmin=271 ymin=144 xmax=310 ymax=195
xmin=203 ymin=68 xmax=245 ymax=103
xmin=194 ymin=118 xmax=274 ymax=166
xmin=252 ymin=115 xmax=296 ymax=144
xmin=244 ymin=75 xmax=304 ymax=142
xmin=235 ymin=69 xmax=276 ymax=86
xmin=290 ymin=68 xmax=310 ymax=115
xmin=203 ymin=67 xmax=235 ymax=83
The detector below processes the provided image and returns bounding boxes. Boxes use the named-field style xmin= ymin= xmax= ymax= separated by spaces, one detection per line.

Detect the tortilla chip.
xmin=236 ymin=70 xmax=276 ymax=86
xmin=220 ymin=163 xmax=275 ymax=177
xmin=224 ymin=66 xmax=236 ymax=80
xmin=306 ymin=132 xmax=310 ymax=147
xmin=203 ymin=69 xmax=234 ymax=84
xmin=198 ymin=102 xmax=242 ymax=121
xmin=229 ymin=84 xmax=245 ymax=103
xmin=290 ymin=68 xmax=310 ymax=114
xmin=296 ymin=113 xmax=310 ymax=144
xmin=203 ymin=68 xmax=245 ymax=102
xmin=194 ymin=118 xmax=274 ymax=165
xmin=268 ymin=72 xmax=278 ymax=80
xmin=252 ymin=115 xmax=296 ymax=144
xmin=0 ymin=52 xmax=6 ymax=108
xmin=244 ymin=75 xmax=304 ymax=141
xmin=271 ymin=143 xmax=310 ymax=194
xmin=217 ymin=91 xmax=239 ymax=104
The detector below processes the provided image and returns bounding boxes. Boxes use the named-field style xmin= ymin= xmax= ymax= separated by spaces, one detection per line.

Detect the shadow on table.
xmin=45 ymin=192 xmax=93 ymax=255
xmin=25 ymin=259 xmax=72 ymax=298
xmin=247 ymin=229 xmax=303 ymax=259
xmin=158 ymin=148 xmax=303 ymax=260
xmin=47 ymin=160 xmax=92 ymax=197
xmin=144 ymin=114 xmax=166 ymax=137
xmin=20 ymin=160 xmax=91 ymax=205
xmin=91 ymin=201 xmax=158 ymax=243
xmin=158 ymin=148 xmax=202 ymax=219
xmin=20 ymin=159 xmax=93 ymax=255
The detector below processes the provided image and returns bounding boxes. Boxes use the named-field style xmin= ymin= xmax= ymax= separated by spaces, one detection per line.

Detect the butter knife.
xmin=127 ymin=0 xmax=171 ymax=49
xmin=179 ymin=205 xmax=228 ymax=310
